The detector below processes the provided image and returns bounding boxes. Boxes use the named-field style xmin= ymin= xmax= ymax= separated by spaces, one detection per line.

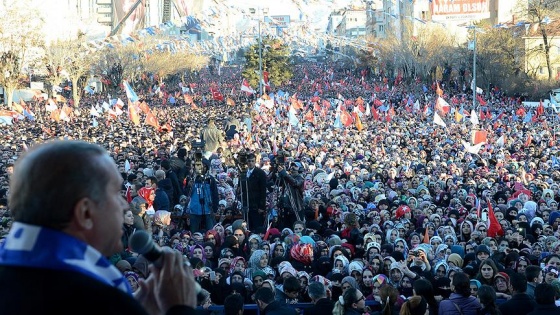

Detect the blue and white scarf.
xmin=0 ymin=222 xmax=132 ymax=295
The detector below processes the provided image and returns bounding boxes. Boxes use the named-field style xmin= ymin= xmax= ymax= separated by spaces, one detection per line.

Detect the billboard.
xmin=113 ymin=0 xmax=147 ymax=35
xmin=431 ymin=0 xmax=490 ymax=21
xmin=268 ymin=15 xmax=291 ymax=28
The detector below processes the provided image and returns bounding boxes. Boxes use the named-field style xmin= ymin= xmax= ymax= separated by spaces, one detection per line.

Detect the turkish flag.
xmin=340 ymin=111 xmax=353 ymax=127
xmin=486 ymin=199 xmax=504 ymax=237
xmin=304 ymin=110 xmax=314 ymax=123
xmin=537 ymin=100 xmax=544 ymax=117
xmin=145 ymin=111 xmax=159 ymax=129
xmin=139 ymin=101 xmax=150 ymax=114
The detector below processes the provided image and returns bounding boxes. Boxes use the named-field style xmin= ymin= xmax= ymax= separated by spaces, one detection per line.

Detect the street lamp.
xmin=467 ymin=25 xmax=482 ymax=111
xmin=250 ymin=7 xmax=268 ymax=96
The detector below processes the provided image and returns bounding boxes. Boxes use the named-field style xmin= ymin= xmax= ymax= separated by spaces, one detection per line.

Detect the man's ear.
xmin=72 ymin=198 xmax=95 ymax=230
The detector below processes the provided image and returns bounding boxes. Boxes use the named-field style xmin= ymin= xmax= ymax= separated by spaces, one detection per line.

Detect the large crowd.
xmin=1 ymin=62 xmax=560 ymax=315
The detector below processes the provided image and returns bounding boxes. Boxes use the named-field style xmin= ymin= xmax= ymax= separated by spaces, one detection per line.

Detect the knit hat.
xmin=348 ymin=261 xmax=364 ymax=274
xmin=252 ymin=270 xmax=267 ymax=280
xmin=494 ymin=272 xmax=509 ymax=283
xmin=476 ymin=245 xmax=490 ymax=256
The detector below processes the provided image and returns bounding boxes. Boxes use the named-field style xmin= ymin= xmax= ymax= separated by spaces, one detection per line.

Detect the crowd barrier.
xmin=197 ymin=300 xmax=382 ymax=314
xmin=196 ymin=298 xmax=508 ymax=314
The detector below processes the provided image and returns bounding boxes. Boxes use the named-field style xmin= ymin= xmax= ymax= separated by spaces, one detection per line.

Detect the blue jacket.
xmin=188 ymin=176 xmax=218 ymax=215
xmin=438 ymin=293 xmax=481 ymax=315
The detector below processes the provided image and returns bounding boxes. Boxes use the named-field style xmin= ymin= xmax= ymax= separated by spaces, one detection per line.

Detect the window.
xmin=379 ymin=25 xmax=384 ymax=32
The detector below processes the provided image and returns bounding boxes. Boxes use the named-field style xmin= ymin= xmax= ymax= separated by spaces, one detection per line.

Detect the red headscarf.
xmin=137 ymin=187 xmax=154 ymax=207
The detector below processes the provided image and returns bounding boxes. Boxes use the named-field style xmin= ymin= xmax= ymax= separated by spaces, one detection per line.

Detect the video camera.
xmin=237 ymin=149 xmax=249 ymax=171
xmin=190 ymin=140 xmax=205 ymax=176
xmin=271 ymin=149 xmax=289 ymax=173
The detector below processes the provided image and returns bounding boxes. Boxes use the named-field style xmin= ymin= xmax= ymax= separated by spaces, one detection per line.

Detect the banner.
xmin=431 ymin=0 xmax=490 ymax=21
xmin=113 ymin=0 xmax=147 ymax=35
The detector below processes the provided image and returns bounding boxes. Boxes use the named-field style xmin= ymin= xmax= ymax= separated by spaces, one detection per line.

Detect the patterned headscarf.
xmin=248 ymin=250 xmax=267 ymax=270
xmin=153 ymin=210 xmax=171 ymax=227
xmin=290 ymin=243 xmax=314 ymax=264
xmin=230 ymin=256 xmax=246 ymax=275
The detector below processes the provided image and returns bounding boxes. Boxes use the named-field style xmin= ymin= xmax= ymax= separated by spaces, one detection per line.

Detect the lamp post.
xmin=258 ymin=19 xmax=262 ymax=96
xmin=467 ymin=25 xmax=480 ymax=111
xmin=250 ymin=7 xmax=268 ymax=96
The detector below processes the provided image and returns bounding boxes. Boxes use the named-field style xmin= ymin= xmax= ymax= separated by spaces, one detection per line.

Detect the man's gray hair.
xmin=307 ymin=281 xmax=326 ymax=300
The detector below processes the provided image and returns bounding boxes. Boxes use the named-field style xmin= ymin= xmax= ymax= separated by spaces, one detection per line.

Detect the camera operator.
xmin=241 ymin=153 xmax=267 ymax=231
xmin=276 ymin=161 xmax=305 ymax=229
xmin=187 ymin=153 xmax=219 ymax=233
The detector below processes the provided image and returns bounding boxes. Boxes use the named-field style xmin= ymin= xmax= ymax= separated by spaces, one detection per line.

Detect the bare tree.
xmin=474 ymin=26 xmax=526 ymax=92
xmin=43 ymin=33 xmax=100 ymax=107
xmin=0 ymin=0 xmax=44 ymax=106
xmin=375 ymin=21 xmax=457 ymax=82
xmin=520 ymin=0 xmax=560 ymax=81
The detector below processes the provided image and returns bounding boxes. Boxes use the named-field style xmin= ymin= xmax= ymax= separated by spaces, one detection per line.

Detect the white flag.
xmin=496 ymin=135 xmax=505 ymax=147
xmin=461 ymin=140 xmax=485 ymax=154
xmin=90 ymin=105 xmax=100 ymax=117
xmin=433 ymin=112 xmax=447 ymax=127
xmin=470 ymin=109 xmax=479 ymax=125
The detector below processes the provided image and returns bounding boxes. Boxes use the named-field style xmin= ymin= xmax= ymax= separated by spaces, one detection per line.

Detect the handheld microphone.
xmin=129 ymin=230 xmax=163 ymax=267
xmin=129 ymin=231 xmax=202 ymax=294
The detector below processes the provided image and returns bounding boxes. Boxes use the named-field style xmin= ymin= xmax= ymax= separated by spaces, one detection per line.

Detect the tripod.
xmin=238 ymin=169 xmax=250 ymax=227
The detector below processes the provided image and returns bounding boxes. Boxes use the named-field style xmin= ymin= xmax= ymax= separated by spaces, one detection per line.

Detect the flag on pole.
xmin=123 ymin=80 xmax=139 ymax=103
xmin=145 ymin=111 xmax=160 ymax=129
xmin=461 ymin=140 xmax=485 ymax=154
xmin=436 ymin=82 xmax=443 ymax=97
xmin=523 ymin=110 xmax=532 ymax=123
xmin=355 ymin=113 xmax=363 ymax=131
xmin=128 ymin=101 xmax=140 ymax=125
xmin=495 ymin=134 xmax=505 ymax=147
xmin=486 ymin=199 xmax=504 ymax=237
xmin=240 ymin=79 xmax=255 ymax=94
xmin=455 ymin=108 xmax=464 ymax=122
xmin=288 ymin=106 xmax=299 ymax=126
xmin=435 ymin=97 xmax=451 ymax=115
xmin=90 ymin=105 xmax=100 ymax=117
xmin=472 ymin=130 xmax=488 ymax=145
xmin=433 ymin=112 xmax=447 ymax=127
xmin=470 ymin=109 xmax=479 ymax=125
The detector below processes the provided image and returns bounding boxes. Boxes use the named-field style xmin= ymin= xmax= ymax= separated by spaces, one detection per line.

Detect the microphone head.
xmin=129 ymin=230 xmax=154 ymax=255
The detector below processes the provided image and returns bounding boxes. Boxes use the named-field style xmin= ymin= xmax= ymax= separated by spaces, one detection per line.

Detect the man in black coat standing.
xmin=255 ymin=287 xmax=297 ymax=315
xmin=499 ymin=273 xmax=537 ymax=315
xmin=306 ymin=281 xmax=334 ymax=315
xmin=241 ymin=153 xmax=267 ymax=231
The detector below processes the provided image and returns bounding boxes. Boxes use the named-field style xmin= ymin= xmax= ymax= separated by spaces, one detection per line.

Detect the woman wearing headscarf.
xmin=152 ymin=210 xmax=171 ymax=246
xmin=290 ymin=243 xmax=314 ymax=274
xmin=245 ymin=249 xmax=269 ymax=280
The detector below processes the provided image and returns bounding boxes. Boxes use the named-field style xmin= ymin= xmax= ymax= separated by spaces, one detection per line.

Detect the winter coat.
xmin=438 ymin=293 xmax=481 ymax=315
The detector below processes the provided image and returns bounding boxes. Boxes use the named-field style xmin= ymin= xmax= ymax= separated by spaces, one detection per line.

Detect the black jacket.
xmin=499 ymin=293 xmax=537 ymax=315
xmin=0 ymin=265 xmax=196 ymax=315
xmin=262 ymin=301 xmax=297 ymax=315
xmin=306 ymin=298 xmax=334 ymax=315
xmin=528 ymin=304 xmax=560 ymax=315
